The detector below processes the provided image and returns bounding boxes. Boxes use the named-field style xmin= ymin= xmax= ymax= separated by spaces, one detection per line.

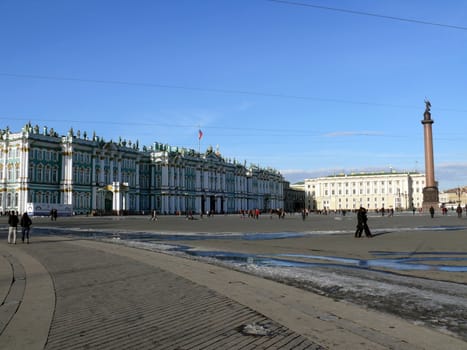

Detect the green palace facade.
xmin=2 ymin=123 xmax=284 ymax=216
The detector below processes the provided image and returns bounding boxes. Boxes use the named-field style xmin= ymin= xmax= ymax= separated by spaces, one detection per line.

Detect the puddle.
xmin=180 ymin=249 xmax=467 ymax=272
xmin=34 ymin=228 xmax=306 ymax=241
xmin=34 ymin=227 xmax=467 ymax=273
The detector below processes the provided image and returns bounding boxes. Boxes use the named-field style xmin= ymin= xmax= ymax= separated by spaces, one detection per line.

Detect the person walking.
xmin=151 ymin=209 xmax=158 ymax=221
xmin=20 ymin=212 xmax=32 ymax=243
xmin=355 ymin=207 xmax=372 ymax=238
xmin=456 ymin=205 xmax=462 ymax=218
xmin=429 ymin=206 xmax=435 ymax=218
xmin=355 ymin=207 xmax=365 ymax=238
xmin=8 ymin=211 xmax=19 ymax=244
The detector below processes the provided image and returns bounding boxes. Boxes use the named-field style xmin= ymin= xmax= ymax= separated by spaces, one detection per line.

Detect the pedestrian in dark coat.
xmin=355 ymin=207 xmax=365 ymax=237
xmin=355 ymin=207 xmax=372 ymax=238
xmin=20 ymin=212 xmax=32 ymax=243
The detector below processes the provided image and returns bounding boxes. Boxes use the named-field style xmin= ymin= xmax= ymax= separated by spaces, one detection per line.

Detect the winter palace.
xmin=2 ymin=123 xmax=284 ymax=216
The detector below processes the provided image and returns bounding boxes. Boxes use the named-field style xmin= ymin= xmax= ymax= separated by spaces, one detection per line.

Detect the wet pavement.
xmin=2 ymin=213 xmax=467 ymax=347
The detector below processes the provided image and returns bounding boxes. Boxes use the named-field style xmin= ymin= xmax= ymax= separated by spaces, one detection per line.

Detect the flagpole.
xmin=198 ymin=127 xmax=202 ymax=154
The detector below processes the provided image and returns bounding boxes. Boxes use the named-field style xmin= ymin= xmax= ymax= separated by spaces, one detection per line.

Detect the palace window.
xmin=37 ymin=165 xmax=43 ymax=182
xmin=52 ymin=167 xmax=58 ymax=182
xmin=85 ymin=169 xmax=90 ymax=184
xmin=45 ymin=165 xmax=51 ymax=183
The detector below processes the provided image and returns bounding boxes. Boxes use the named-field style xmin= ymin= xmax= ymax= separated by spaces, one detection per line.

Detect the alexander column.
xmin=421 ymin=99 xmax=439 ymax=210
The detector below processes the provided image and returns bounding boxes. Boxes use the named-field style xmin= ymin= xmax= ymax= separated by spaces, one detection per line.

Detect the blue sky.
xmin=1 ymin=0 xmax=466 ymax=190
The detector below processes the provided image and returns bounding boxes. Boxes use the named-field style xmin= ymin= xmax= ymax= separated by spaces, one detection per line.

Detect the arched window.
xmin=86 ymin=193 xmax=90 ymax=208
xmin=45 ymin=165 xmax=51 ymax=183
xmin=6 ymin=193 xmax=12 ymax=207
xmin=15 ymin=163 xmax=20 ymax=180
xmin=85 ymin=168 xmax=90 ymax=184
xmin=29 ymin=164 xmax=34 ymax=180
xmin=8 ymin=165 xmax=13 ymax=181
xmin=52 ymin=167 xmax=58 ymax=182
xmin=37 ymin=165 xmax=43 ymax=182
xmin=73 ymin=167 xmax=78 ymax=182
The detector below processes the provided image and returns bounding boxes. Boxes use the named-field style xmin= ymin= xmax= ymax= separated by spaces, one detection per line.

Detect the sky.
xmin=1 ymin=0 xmax=466 ymax=190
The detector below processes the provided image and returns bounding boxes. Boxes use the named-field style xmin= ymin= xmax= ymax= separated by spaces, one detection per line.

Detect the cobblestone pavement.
xmin=1 ymin=213 xmax=467 ymax=349
xmin=1 ymin=236 xmax=322 ymax=350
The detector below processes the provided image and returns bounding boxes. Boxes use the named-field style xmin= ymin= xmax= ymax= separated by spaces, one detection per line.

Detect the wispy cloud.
xmin=236 ymin=101 xmax=255 ymax=111
xmin=436 ymin=162 xmax=467 ymax=190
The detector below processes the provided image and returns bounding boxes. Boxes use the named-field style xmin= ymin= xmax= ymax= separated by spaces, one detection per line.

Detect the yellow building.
xmin=439 ymin=187 xmax=467 ymax=208
xmin=305 ymin=171 xmax=426 ymax=211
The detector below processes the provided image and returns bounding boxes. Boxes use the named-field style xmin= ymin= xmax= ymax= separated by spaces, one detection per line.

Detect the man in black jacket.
xmin=20 ymin=212 xmax=33 ymax=243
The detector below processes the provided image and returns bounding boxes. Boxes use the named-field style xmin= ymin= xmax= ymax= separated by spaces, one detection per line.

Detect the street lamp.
xmin=456 ymin=187 xmax=464 ymax=205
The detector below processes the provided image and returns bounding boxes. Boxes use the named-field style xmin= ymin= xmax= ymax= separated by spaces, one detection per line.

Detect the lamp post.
xmin=396 ymin=188 xmax=401 ymax=210
xmin=456 ymin=187 xmax=464 ymax=205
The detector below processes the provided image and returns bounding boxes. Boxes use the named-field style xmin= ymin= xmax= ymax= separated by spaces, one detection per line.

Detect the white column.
xmin=61 ymin=141 xmax=73 ymax=205
xmin=1 ymin=145 xmax=7 ymax=204
xmin=112 ymin=182 xmax=121 ymax=213
xmin=91 ymin=155 xmax=97 ymax=210
xmin=135 ymin=161 xmax=140 ymax=211
xmin=18 ymin=140 xmax=30 ymax=213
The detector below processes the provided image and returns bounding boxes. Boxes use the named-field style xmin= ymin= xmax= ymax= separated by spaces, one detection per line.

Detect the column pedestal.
xmin=422 ymin=186 xmax=439 ymax=212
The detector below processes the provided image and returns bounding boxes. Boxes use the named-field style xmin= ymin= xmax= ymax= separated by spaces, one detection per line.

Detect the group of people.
xmin=7 ymin=211 xmax=33 ymax=244
xmin=354 ymin=207 xmax=373 ymax=238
